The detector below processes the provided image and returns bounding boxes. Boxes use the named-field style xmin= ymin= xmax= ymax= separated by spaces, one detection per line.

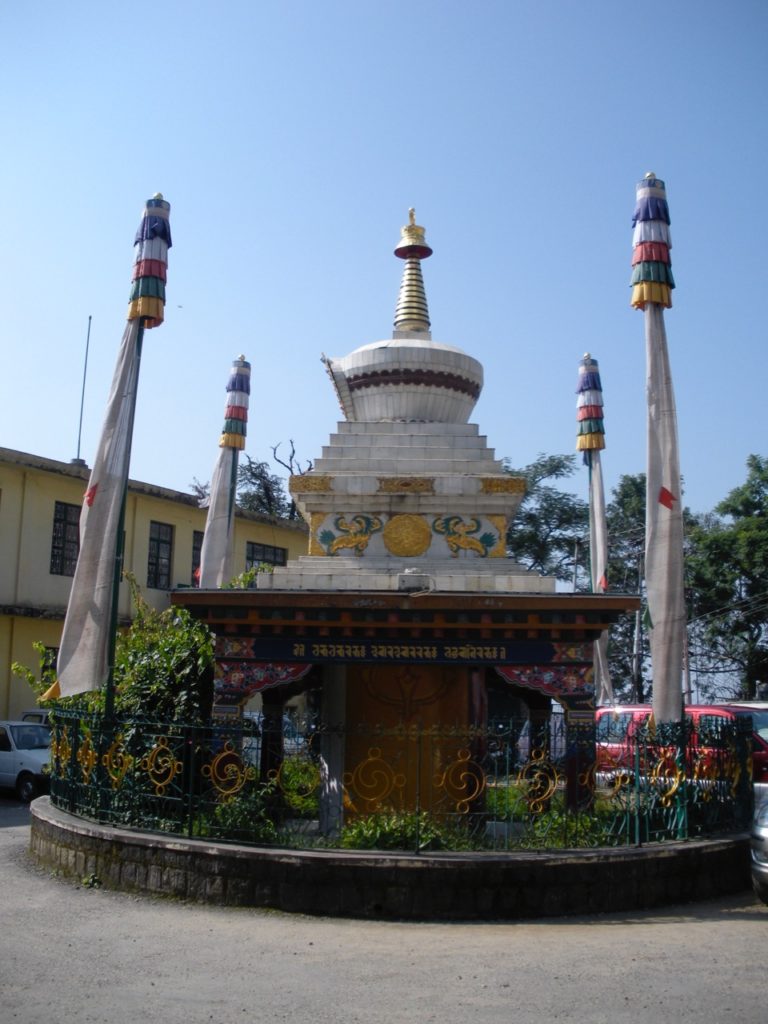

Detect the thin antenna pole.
xmin=572 ymin=537 xmax=581 ymax=592
xmin=75 ymin=315 xmax=92 ymax=463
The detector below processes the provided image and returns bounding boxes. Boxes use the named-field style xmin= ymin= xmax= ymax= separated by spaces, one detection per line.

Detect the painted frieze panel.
xmin=316 ymin=514 xmax=384 ymax=556
xmin=432 ymin=515 xmax=498 ymax=558
xmin=309 ymin=511 xmax=504 ymax=558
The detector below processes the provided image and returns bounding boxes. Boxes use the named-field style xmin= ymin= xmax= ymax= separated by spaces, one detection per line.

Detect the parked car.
xmin=722 ymin=703 xmax=768 ymax=805
xmin=0 ymin=721 xmax=51 ymax=802
xmin=595 ymin=705 xmax=653 ymax=781
xmin=751 ymin=801 xmax=768 ymax=905
xmin=21 ymin=709 xmax=52 ymax=730
xmin=595 ymin=703 xmax=768 ymax=801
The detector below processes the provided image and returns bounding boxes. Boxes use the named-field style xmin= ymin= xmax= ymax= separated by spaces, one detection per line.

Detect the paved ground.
xmin=1 ymin=795 xmax=766 ymax=1024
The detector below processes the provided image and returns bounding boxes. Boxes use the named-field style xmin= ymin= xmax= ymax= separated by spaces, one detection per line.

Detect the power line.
xmin=687 ymin=591 xmax=768 ymax=627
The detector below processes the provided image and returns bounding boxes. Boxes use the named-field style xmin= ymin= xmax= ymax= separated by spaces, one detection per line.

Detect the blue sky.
xmin=1 ymin=0 xmax=766 ymax=516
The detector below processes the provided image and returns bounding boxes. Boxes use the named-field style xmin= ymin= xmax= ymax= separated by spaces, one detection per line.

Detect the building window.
xmin=50 ymin=501 xmax=81 ymax=576
xmin=192 ymin=530 xmax=204 ymax=586
xmin=147 ymin=521 xmax=173 ymax=589
xmin=246 ymin=541 xmax=287 ymax=568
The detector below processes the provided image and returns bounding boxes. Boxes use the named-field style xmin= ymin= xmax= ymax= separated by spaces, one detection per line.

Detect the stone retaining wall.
xmin=30 ymin=798 xmax=751 ymax=921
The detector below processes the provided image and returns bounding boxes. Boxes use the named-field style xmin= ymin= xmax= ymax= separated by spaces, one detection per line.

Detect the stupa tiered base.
xmin=280 ymin=414 xmax=529 ymax=591
xmin=258 ymin=554 xmax=552 ymax=594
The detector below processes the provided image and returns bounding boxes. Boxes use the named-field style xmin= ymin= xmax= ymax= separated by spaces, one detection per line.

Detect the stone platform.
xmin=30 ymin=798 xmax=751 ymax=921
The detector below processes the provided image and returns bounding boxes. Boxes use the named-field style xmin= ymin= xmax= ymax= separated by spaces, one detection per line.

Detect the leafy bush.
xmin=112 ymin=576 xmax=214 ymax=722
xmin=224 ymin=563 xmax=274 ymax=589
xmin=12 ymin=575 xmax=214 ymax=722
xmin=523 ymin=806 xmax=618 ymax=849
xmin=12 ymin=641 xmax=59 ymax=701
xmin=278 ymin=756 xmax=320 ymax=817
xmin=208 ymin=780 xmax=279 ymax=844
xmin=485 ymin=781 xmax=529 ymax=820
xmin=340 ymin=811 xmax=474 ymax=852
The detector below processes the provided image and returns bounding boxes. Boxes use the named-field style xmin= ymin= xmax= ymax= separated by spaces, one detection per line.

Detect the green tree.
xmin=601 ymin=473 xmax=713 ymax=703
xmin=112 ymin=577 xmax=215 ymax=722
xmin=687 ymin=455 xmax=768 ymax=699
xmin=237 ymin=454 xmax=292 ymax=518
xmin=504 ymin=454 xmax=589 ymax=582
xmin=11 ymin=642 xmax=61 ymax=703
xmin=267 ymin=440 xmax=313 ymax=521
xmin=13 ymin=578 xmax=216 ymax=721
xmin=193 ymin=441 xmax=310 ymax=521
xmin=604 ymin=474 xmax=647 ymax=701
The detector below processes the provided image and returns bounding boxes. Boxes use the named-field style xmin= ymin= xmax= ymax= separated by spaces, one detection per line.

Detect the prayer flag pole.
xmin=630 ymin=173 xmax=685 ymax=723
xmin=198 ymin=356 xmax=251 ymax=588
xmin=576 ymin=353 xmax=612 ymax=704
xmin=49 ymin=196 xmax=172 ymax=707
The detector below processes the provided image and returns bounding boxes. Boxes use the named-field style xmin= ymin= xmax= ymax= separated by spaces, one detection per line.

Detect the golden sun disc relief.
xmin=382 ymin=514 xmax=432 ymax=556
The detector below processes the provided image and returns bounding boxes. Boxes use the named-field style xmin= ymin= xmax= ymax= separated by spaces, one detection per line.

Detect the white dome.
xmin=328 ymin=336 xmax=483 ymax=423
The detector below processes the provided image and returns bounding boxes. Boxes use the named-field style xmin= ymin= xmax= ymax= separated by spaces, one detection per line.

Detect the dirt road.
xmin=1 ymin=797 xmax=765 ymax=1024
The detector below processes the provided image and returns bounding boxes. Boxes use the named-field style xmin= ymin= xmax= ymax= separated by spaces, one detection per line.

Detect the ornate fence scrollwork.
xmin=516 ymin=749 xmax=561 ymax=815
xmin=201 ymin=741 xmax=256 ymax=799
xmin=45 ymin=710 xmax=754 ymax=851
xmin=140 ymin=736 xmax=182 ymax=796
xmin=102 ymin=734 xmax=134 ymax=790
xmin=50 ymin=725 xmax=71 ymax=775
xmin=649 ymin=751 xmax=684 ymax=808
xmin=76 ymin=728 xmax=99 ymax=786
xmin=342 ymin=746 xmax=407 ymax=813
xmin=434 ymin=748 xmax=486 ymax=814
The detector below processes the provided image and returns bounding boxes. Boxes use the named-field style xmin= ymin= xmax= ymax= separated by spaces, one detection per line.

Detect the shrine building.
xmin=172 ymin=210 xmax=639 ymax=814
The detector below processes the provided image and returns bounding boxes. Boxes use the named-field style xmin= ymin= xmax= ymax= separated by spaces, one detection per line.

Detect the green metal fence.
xmin=47 ymin=709 xmax=754 ymax=853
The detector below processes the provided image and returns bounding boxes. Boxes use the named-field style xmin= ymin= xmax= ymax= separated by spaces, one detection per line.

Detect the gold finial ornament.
xmin=393 ymin=208 xmax=432 ymax=334
xmin=394 ymin=207 xmax=433 ymax=260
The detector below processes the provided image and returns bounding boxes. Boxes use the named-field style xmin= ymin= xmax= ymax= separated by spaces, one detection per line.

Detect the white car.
xmin=0 ymin=721 xmax=51 ymax=802
xmin=21 ymin=709 xmax=52 ymax=729
xmin=752 ymin=799 xmax=768 ymax=906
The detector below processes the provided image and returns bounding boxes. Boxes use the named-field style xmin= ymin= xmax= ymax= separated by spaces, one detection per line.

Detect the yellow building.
xmin=0 ymin=447 xmax=307 ymax=717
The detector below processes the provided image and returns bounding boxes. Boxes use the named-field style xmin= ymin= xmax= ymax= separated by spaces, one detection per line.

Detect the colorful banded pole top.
xmin=630 ymin=173 xmax=674 ymax=310
xmin=220 ymin=355 xmax=251 ymax=450
xmin=127 ymin=194 xmax=172 ymax=328
xmin=576 ymin=353 xmax=605 ymax=454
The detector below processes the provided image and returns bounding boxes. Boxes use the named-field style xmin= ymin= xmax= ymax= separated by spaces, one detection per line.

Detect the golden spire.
xmin=393 ymin=208 xmax=432 ymax=335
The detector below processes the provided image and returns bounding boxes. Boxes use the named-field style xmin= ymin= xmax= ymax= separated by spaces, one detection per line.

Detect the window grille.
xmin=246 ymin=541 xmax=287 ymax=568
xmin=50 ymin=501 xmax=81 ymax=576
xmin=147 ymin=521 xmax=173 ymax=589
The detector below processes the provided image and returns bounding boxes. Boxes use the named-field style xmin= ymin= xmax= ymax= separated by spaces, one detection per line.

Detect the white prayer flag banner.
xmin=645 ymin=304 xmax=686 ymax=722
xmin=199 ymin=446 xmax=238 ymax=588
xmin=53 ymin=196 xmax=171 ymax=700
xmin=57 ymin=320 xmax=141 ymax=696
